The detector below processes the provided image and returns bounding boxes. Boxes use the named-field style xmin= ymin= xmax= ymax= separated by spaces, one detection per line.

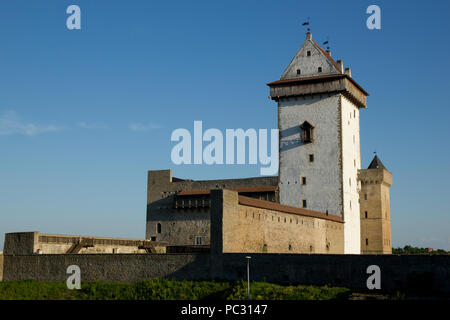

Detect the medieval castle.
xmin=146 ymin=31 xmax=392 ymax=255
xmin=3 ymin=32 xmax=392 ymax=256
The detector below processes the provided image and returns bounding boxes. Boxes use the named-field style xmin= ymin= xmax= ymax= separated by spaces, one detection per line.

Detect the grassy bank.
xmin=0 ymin=279 xmax=351 ymax=300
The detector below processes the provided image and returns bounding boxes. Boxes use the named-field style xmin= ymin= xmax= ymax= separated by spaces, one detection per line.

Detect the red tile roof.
xmin=311 ymin=39 xmax=342 ymax=73
xmin=238 ymin=195 xmax=344 ymax=223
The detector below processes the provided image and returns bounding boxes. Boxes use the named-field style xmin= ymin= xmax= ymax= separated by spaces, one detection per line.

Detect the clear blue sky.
xmin=1 ymin=0 xmax=449 ymax=250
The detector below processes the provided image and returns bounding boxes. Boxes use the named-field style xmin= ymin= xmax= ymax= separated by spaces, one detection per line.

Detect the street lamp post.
xmin=245 ymin=256 xmax=251 ymax=300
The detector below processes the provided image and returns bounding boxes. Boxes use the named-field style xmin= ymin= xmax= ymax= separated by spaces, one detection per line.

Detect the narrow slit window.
xmin=157 ymin=223 xmax=162 ymax=234
xmin=365 ymin=211 xmax=368 ymax=218
xmin=302 ymin=177 xmax=306 ymax=185
xmin=302 ymin=200 xmax=307 ymax=208
xmin=366 ymin=238 xmax=369 ymax=246
xmin=195 ymin=236 xmax=203 ymax=245
xmin=309 ymin=154 xmax=314 ymax=162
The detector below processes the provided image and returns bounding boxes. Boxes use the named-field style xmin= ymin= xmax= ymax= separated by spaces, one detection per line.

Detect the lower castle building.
xmin=146 ymin=153 xmax=392 ymax=255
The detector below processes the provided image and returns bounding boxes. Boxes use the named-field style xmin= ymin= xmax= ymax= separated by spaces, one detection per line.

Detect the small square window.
xmin=307 ymin=51 xmax=311 ymax=56
xmin=309 ymin=154 xmax=314 ymax=162
xmin=302 ymin=200 xmax=307 ymax=208
xmin=150 ymin=236 xmax=156 ymax=241
xmin=296 ymin=69 xmax=301 ymax=75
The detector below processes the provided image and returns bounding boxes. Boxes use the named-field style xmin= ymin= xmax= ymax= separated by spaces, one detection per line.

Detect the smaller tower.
xmin=359 ymin=155 xmax=393 ymax=254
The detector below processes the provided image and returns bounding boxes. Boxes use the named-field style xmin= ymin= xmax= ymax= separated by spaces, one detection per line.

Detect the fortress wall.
xmin=2 ymin=254 xmax=211 ymax=283
xmin=214 ymin=190 xmax=344 ymax=254
xmin=4 ymin=232 xmax=166 ymax=255
xmin=2 ymin=253 xmax=449 ymax=294
xmin=213 ymin=253 xmax=450 ymax=294
xmin=3 ymin=232 xmax=39 ymax=255
xmin=0 ymin=253 xmax=3 ymax=281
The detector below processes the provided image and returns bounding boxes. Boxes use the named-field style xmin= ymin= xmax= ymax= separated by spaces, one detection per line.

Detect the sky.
xmin=0 ymin=0 xmax=449 ymax=251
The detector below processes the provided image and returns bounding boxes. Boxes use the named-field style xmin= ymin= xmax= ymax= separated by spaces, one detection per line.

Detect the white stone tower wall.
xmin=340 ymin=95 xmax=361 ymax=254
xmin=278 ymin=93 xmax=343 ymax=216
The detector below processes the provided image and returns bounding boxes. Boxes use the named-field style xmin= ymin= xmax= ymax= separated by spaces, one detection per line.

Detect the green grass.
xmin=0 ymin=279 xmax=351 ymax=300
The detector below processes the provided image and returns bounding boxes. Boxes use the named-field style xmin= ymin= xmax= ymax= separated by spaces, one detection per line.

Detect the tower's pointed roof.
xmin=267 ymin=31 xmax=369 ymax=108
xmin=280 ymin=32 xmax=342 ymax=80
xmin=367 ymin=155 xmax=387 ymax=170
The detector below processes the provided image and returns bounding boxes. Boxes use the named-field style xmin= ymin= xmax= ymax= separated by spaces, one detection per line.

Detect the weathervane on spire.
xmin=323 ymin=36 xmax=330 ymax=51
xmin=302 ymin=17 xmax=311 ymax=32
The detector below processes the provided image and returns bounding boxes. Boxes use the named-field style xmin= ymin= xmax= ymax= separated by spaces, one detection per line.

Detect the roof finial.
xmin=302 ymin=17 xmax=311 ymax=33
xmin=323 ymin=36 xmax=330 ymax=51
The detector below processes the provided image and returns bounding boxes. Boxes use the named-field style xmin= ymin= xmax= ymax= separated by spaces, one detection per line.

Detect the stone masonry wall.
xmin=3 ymin=232 xmax=39 ymax=255
xmin=4 ymin=232 xmax=166 ymax=255
xmin=0 ymin=253 xmax=3 ymax=281
xmin=2 ymin=253 xmax=449 ymax=294
xmin=214 ymin=190 xmax=344 ymax=254
xmin=146 ymin=170 xmax=277 ymax=246
xmin=359 ymin=168 xmax=392 ymax=254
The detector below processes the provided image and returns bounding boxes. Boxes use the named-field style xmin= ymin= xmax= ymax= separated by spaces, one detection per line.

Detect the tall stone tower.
xmin=268 ymin=32 xmax=369 ymax=253
xmin=359 ymin=155 xmax=393 ymax=254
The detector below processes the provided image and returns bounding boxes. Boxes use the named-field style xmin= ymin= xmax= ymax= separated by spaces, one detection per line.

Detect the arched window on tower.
xmin=300 ymin=121 xmax=314 ymax=143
